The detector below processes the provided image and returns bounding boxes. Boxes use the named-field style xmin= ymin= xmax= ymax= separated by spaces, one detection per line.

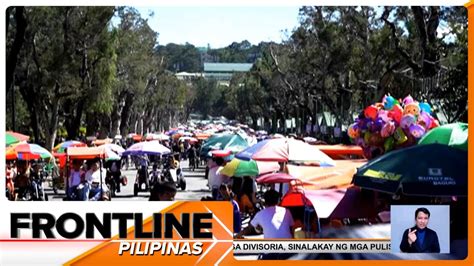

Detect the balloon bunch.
xmin=348 ymin=94 xmax=439 ymax=159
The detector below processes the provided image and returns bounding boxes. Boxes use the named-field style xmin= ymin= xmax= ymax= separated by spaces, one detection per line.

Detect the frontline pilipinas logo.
xmin=6 ymin=202 xmax=234 ymax=265
xmin=11 ymin=212 xmax=212 ymax=255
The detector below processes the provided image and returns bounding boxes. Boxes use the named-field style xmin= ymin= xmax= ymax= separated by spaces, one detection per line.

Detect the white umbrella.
xmin=99 ymin=143 xmax=125 ymax=155
xmin=123 ymin=140 xmax=171 ymax=156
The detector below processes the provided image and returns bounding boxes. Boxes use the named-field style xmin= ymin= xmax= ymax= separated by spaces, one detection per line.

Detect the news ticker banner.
xmin=0 ymin=201 xmax=235 ymax=265
xmin=233 ymin=240 xmax=391 ymax=254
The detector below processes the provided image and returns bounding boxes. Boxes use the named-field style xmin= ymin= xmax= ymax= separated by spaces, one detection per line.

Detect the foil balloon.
xmin=355 ymin=137 xmax=365 ymax=147
xmin=402 ymin=95 xmax=414 ymax=106
xmin=400 ymin=114 xmax=416 ymax=129
xmin=419 ymin=102 xmax=432 ymax=114
xmin=381 ymin=121 xmax=396 ymax=137
xmin=378 ymin=109 xmax=390 ymax=122
xmin=384 ymin=137 xmax=395 ymax=152
xmin=364 ymin=131 xmax=371 ymax=144
xmin=367 ymin=120 xmax=375 ymax=132
xmin=369 ymin=132 xmax=384 ymax=146
xmin=393 ymin=127 xmax=408 ymax=144
xmin=358 ymin=118 xmax=370 ymax=131
xmin=373 ymin=118 xmax=384 ymax=132
xmin=429 ymin=118 xmax=440 ymax=129
xmin=364 ymin=105 xmax=379 ymax=120
xmin=409 ymin=124 xmax=426 ymax=138
xmin=383 ymin=95 xmax=396 ymax=110
xmin=363 ymin=146 xmax=372 ymax=160
xmin=348 ymin=123 xmax=360 ymax=139
xmin=389 ymin=105 xmax=403 ymax=124
xmin=403 ymin=102 xmax=420 ymax=116
xmin=417 ymin=111 xmax=432 ymax=129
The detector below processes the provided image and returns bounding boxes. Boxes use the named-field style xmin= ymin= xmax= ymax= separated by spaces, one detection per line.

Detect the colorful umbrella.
xmin=219 ymin=158 xmax=280 ymax=177
xmin=353 ymin=144 xmax=467 ymax=196
xmin=53 ymin=140 xmax=87 ymax=153
xmin=6 ymin=143 xmax=53 ymax=160
xmin=6 ymin=131 xmax=30 ymax=146
xmin=200 ymin=134 xmax=249 ymax=157
xmin=236 ymin=138 xmax=335 ymax=166
xmin=418 ymin=123 xmax=468 ymax=151
xmin=122 ymin=140 xmax=171 ymax=156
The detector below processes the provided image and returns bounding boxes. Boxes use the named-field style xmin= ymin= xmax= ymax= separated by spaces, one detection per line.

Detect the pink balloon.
xmin=381 ymin=121 xmax=396 ymax=137
xmin=418 ymin=112 xmax=432 ymax=129
xmin=402 ymin=95 xmax=414 ymax=106
xmin=378 ymin=109 xmax=390 ymax=122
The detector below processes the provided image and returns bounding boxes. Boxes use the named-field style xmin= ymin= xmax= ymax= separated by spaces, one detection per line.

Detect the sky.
xmin=134 ymin=7 xmax=302 ymax=48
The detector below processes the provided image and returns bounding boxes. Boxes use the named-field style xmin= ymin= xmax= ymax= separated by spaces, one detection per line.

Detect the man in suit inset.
xmin=400 ymin=207 xmax=440 ymax=253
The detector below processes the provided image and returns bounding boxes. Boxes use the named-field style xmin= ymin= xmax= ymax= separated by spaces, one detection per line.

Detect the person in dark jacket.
xmin=400 ymin=207 xmax=440 ymax=253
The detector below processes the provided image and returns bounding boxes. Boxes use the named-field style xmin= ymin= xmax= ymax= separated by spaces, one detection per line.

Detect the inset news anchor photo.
xmin=391 ymin=205 xmax=449 ymax=253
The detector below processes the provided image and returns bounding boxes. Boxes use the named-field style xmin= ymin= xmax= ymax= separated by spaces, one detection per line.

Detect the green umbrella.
xmin=219 ymin=158 xmax=280 ymax=177
xmin=419 ymin=123 xmax=467 ymax=151
xmin=353 ymin=144 xmax=467 ymax=197
xmin=6 ymin=131 xmax=30 ymax=146
xmin=200 ymin=134 xmax=249 ymax=157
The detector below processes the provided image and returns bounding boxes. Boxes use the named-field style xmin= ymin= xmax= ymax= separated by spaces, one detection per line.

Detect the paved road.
xmin=45 ymin=159 xmax=211 ymax=201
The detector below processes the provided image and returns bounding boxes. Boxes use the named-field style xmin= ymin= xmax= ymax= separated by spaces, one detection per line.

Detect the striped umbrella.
xmin=219 ymin=158 xmax=279 ymax=177
xmin=6 ymin=131 xmax=30 ymax=146
xmin=236 ymin=138 xmax=335 ymax=166
xmin=53 ymin=140 xmax=87 ymax=153
xmin=6 ymin=143 xmax=53 ymax=160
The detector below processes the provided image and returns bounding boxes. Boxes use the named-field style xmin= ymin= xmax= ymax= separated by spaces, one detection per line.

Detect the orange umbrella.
xmin=92 ymin=138 xmax=113 ymax=146
xmin=286 ymin=159 xmax=367 ymax=190
xmin=194 ymin=133 xmax=212 ymax=140
xmin=67 ymin=146 xmax=119 ymax=160
xmin=313 ymin=144 xmax=363 ymax=159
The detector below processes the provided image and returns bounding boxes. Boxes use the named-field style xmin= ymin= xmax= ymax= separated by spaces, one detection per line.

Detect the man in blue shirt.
xmin=400 ymin=207 xmax=440 ymax=253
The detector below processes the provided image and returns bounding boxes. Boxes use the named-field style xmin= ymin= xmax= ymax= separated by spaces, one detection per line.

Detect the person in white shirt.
xmin=82 ymin=159 xmax=108 ymax=201
xmin=66 ymin=160 xmax=83 ymax=199
xmin=237 ymin=189 xmax=294 ymax=239
xmin=208 ymin=157 xmax=229 ymax=199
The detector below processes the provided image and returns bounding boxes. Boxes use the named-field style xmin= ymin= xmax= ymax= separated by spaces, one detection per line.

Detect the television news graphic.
xmin=2 ymin=202 xmax=234 ymax=265
xmin=233 ymin=240 xmax=391 ymax=254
